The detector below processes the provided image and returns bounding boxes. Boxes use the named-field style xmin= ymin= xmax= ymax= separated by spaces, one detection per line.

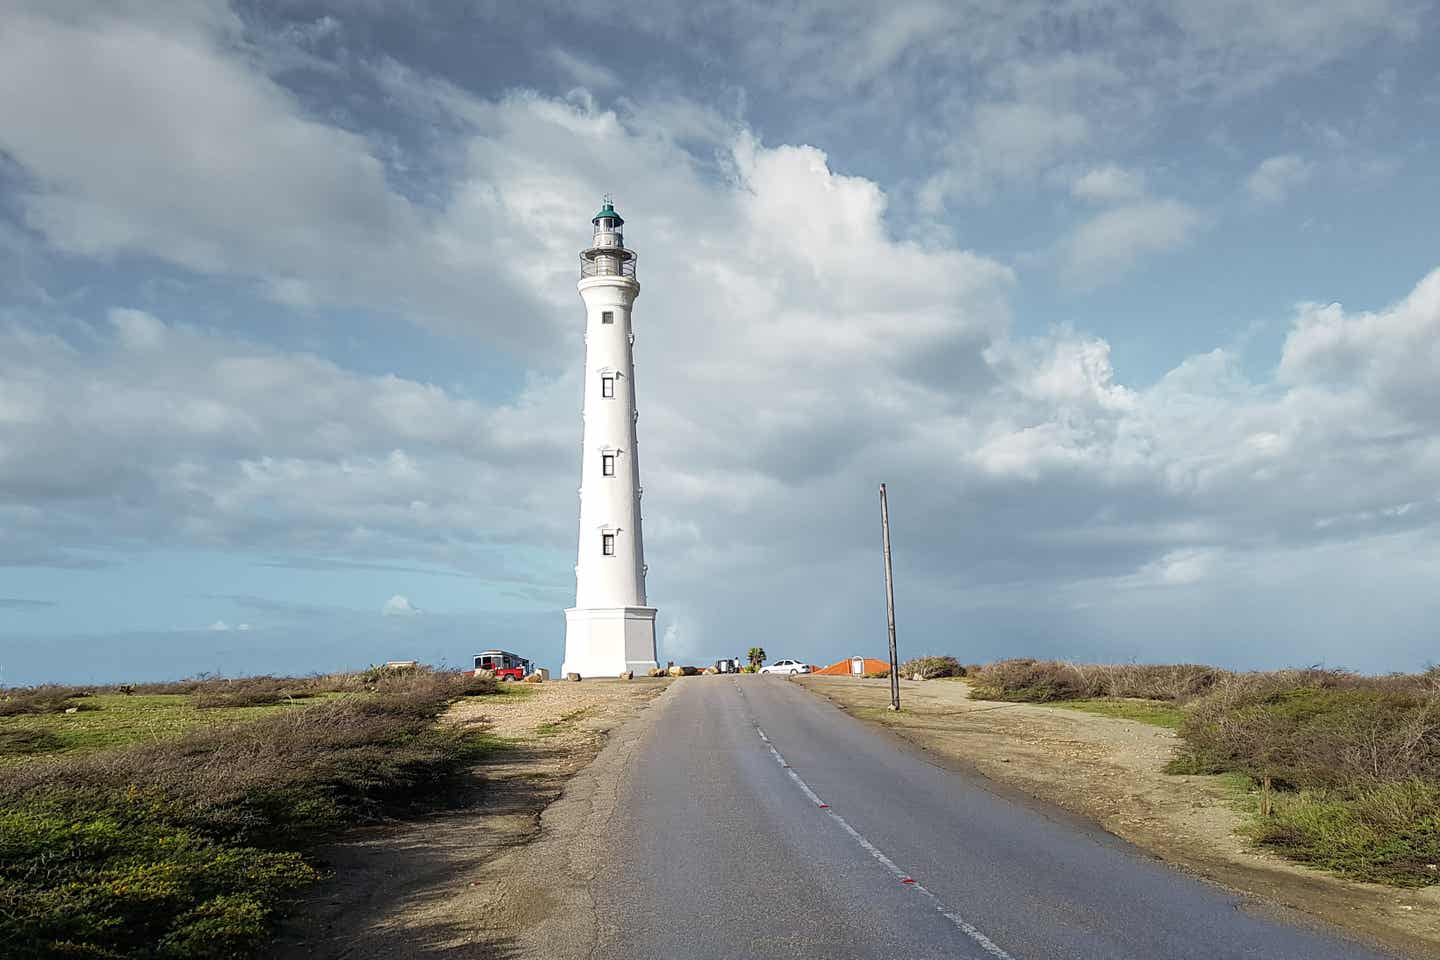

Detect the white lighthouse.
xmin=561 ymin=199 xmax=659 ymax=678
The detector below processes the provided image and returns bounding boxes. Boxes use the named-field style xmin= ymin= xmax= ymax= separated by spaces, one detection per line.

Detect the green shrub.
xmin=1248 ymin=779 xmax=1440 ymax=887
xmin=0 ymin=666 xmax=500 ymax=958
xmin=899 ymin=656 xmax=965 ymax=679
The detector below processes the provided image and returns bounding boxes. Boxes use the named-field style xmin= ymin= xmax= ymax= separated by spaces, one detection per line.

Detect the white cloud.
xmin=1061 ymin=199 xmax=1205 ymax=288
xmin=1246 ymin=154 xmax=1313 ymax=203
xmin=209 ymin=620 xmax=230 ymax=632
xmin=1071 ymin=166 xmax=1147 ymax=203
xmin=383 ymin=595 xmax=421 ymax=617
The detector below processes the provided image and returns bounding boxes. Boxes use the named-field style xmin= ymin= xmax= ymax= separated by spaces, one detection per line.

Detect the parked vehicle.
xmin=758 ymin=658 xmax=810 ymax=676
xmin=473 ymin=649 xmax=532 ymax=681
xmin=716 ymin=657 xmax=745 ymax=673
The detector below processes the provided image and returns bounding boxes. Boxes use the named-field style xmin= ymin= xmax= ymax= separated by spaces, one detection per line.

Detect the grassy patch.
xmin=1048 ymin=698 xmax=1184 ymax=729
xmin=0 ymin=693 xmax=337 ymax=762
xmin=0 ymin=669 xmax=501 ymax=958
xmin=1246 ymin=780 xmax=1440 ymax=887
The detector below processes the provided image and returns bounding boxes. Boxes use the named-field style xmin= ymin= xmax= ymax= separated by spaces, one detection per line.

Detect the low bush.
xmin=1170 ymin=672 xmax=1440 ymax=789
xmin=191 ymin=676 xmax=314 ymax=710
xmin=0 ymin=666 xmax=499 ymax=958
xmin=969 ymin=659 xmax=1224 ymax=703
xmin=1160 ymin=667 xmax=1440 ymax=887
xmin=899 ymin=655 xmax=965 ymax=680
xmin=0 ymin=685 xmax=97 ymax=716
xmin=969 ymin=659 xmax=1096 ymax=702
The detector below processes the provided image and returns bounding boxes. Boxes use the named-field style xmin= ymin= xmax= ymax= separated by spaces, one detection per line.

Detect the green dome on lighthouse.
xmin=592 ymin=199 xmax=623 ymax=225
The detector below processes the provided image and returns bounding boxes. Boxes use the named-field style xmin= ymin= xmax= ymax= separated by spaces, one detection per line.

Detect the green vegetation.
xmin=1166 ymin=668 xmax=1440 ymax=887
xmin=747 ymin=647 xmax=766 ymax=669
xmin=1246 ymin=778 xmax=1440 ymax=887
xmin=1049 ymin=698 xmax=1184 ymax=729
xmin=0 ymin=693 xmax=334 ymax=762
xmin=967 ymin=657 xmax=1440 ymax=887
xmin=898 ymin=655 xmax=965 ymax=679
xmin=0 ymin=668 xmax=501 ymax=958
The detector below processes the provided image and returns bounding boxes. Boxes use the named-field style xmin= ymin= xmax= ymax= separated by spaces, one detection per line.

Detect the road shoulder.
xmin=797 ymin=674 xmax=1440 ymax=960
xmin=271 ymin=678 xmax=673 ymax=959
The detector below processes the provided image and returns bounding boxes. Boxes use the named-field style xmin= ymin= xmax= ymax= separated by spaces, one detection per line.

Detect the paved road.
xmin=589 ymin=675 xmax=1397 ymax=960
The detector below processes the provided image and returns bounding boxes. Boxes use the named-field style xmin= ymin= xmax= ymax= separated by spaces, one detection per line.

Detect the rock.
xmin=618 ymin=670 xmax=634 ymax=680
xmin=703 ymin=666 xmax=719 ymax=674
xmin=647 ymin=667 xmax=665 ymax=677
xmin=912 ymin=673 xmax=925 ymax=682
xmin=566 ymin=672 xmax=582 ymax=682
xmin=667 ymin=666 xmax=684 ymax=677
xmin=475 ymin=669 xmax=496 ymax=681
xmin=64 ymin=706 xmax=79 ymax=714
xmin=523 ymin=671 xmax=544 ymax=683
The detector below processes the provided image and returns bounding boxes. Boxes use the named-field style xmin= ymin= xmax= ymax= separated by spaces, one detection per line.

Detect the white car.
xmin=759 ymin=659 xmax=811 ymax=676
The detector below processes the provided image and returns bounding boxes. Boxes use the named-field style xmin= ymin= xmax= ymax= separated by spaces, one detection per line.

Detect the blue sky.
xmin=2 ymin=0 xmax=1438 ymax=683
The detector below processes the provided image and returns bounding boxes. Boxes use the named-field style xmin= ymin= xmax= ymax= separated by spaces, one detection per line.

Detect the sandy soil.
xmin=270 ymin=678 xmax=671 ymax=959
xmin=798 ymin=675 xmax=1440 ymax=959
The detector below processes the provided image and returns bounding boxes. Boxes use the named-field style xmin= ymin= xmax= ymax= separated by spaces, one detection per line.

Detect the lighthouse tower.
xmin=561 ymin=199 xmax=659 ymax=678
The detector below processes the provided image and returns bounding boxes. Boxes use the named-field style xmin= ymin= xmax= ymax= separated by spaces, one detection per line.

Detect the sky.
xmin=1 ymin=0 xmax=1438 ymax=684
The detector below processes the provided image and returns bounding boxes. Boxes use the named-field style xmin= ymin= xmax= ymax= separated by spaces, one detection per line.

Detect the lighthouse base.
xmin=562 ymin=606 xmax=658 ymax=678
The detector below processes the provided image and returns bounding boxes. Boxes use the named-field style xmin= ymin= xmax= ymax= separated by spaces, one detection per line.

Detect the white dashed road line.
xmin=751 ymin=712 xmax=1017 ymax=960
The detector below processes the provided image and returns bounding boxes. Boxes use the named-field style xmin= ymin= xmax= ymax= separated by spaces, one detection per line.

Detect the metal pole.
xmin=880 ymin=483 xmax=900 ymax=711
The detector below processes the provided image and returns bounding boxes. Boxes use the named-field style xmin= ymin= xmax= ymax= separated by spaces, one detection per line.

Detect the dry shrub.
xmin=1171 ymin=670 xmax=1440 ymax=789
xmin=899 ymin=655 xmax=965 ymax=680
xmin=191 ymin=676 xmax=312 ymax=709
xmin=0 ymin=685 xmax=97 ymax=716
xmin=970 ymin=660 xmax=1223 ymax=703
xmin=969 ymin=659 xmax=1099 ymax=702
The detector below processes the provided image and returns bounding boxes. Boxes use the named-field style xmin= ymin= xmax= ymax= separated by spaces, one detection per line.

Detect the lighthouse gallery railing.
xmin=579 ymin=251 xmax=637 ymax=279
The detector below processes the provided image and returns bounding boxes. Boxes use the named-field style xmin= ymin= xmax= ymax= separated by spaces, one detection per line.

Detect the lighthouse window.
xmin=601 ymin=375 xmax=615 ymax=398
xmin=602 ymin=533 xmax=616 ymax=556
xmin=601 ymin=310 xmax=614 ymax=324
xmin=602 ymin=453 xmax=616 ymax=476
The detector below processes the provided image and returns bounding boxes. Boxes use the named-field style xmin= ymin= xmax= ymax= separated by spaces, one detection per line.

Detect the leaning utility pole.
xmin=879 ymin=483 xmax=900 ymax=711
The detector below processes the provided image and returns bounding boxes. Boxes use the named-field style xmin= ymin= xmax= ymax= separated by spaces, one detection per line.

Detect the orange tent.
xmin=813 ymin=657 xmax=891 ymax=676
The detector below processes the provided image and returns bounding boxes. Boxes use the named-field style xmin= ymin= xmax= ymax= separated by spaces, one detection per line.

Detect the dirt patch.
xmin=798 ymin=675 xmax=1440 ymax=959
xmin=271 ymin=678 xmax=671 ymax=959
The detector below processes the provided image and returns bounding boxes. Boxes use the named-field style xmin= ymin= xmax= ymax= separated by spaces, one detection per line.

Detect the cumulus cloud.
xmin=1246 ymin=154 xmax=1313 ymax=203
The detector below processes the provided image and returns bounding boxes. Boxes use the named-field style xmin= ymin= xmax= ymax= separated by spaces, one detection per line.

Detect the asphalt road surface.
xmin=589 ymin=675 xmax=1397 ymax=960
